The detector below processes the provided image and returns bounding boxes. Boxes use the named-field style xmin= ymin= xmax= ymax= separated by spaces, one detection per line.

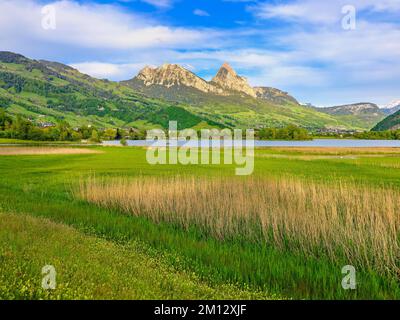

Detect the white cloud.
xmin=166 ymin=14 xmax=400 ymax=104
xmin=251 ymin=1 xmax=341 ymax=24
xmin=241 ymin=0 xmax=400 ymax=104
xmin=279 ymin=21 xmax=400 ymax=80
xmin=69 ymin=62 xmax=146 ymax=80
xmin=0 ymin=0 xmax=223 ymax=50
xmin=193 ymin=9 xmax=210 ymax=17
xmin=0 ymin=0 xmax=398 ymax=105
xmin=252 ymin=0 xmax=400 ymax=24
xmin=141 ymin=0 xmax=174 ymax=9
xmin=172 ymin=49 xmax=327 ymax=87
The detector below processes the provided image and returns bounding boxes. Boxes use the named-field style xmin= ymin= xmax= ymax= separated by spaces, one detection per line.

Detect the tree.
xmin=120 ymin=138 xmax=128 ymax=146
xmin=276 ymin=127 xmax=290 ymax=140
xmin=71 ymin=131 xmax=83 ymax=141
xmin=258 ymin=128 xmax=276 ymax=140
xmin=0 ymin=109 xmax=9 ymax=130
xmin=12 ymin=115 xmax=31 ymax=140
xmin=90 ymin=129 xmax=101 ymax=143
xmin=103 ymin=128 xmax=117 ymax=140
xmin=128 ymin=127 xmax=146 ymax=140
xmin=115 ymin=128 xmax=123 ymax=140
xmin=57 ymin=121 xmax=72 ymax=141
xmin=258 ymin=125 xmax=312 ymax=141
xmin=78 ymin=125 xmax=92 ymax=140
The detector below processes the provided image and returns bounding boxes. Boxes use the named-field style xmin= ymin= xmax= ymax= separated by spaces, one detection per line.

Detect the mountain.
xmin=0 ymin=51 xmax=220 ymax=130
xmin=254 ymin=87 xmax=299 ymax=105
xmin=127 ymin=62 xmax=298 ymax=104
xmin=0 ymin=51 xmax=385 ymax=131
xmin=136 ymin=64 xmax=223 ymax=95
xmin=211 ymin=62 xmax=256 ymax=97
xmin=318 ymin=103 xmax=381 ymax=115
xmin=123 ymin=63 xmax=376 ymax=130
xmin=381 ymin=100 xmax=400 ymax=115
xmin=211 ymin=63 xmax=297 ymax=104
xmin=372 ymin=110 xmax=400 ymax=131
xmin=316 ymin=103 xmax=386 ymax=129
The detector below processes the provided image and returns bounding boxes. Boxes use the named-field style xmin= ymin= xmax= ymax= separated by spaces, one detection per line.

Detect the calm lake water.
xmin=103 ymin=139 xmax=400 ymax=148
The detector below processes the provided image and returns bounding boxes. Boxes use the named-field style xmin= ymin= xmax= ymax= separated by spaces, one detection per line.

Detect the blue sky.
xmin=0 ymin=0 xmax=399 ymax=106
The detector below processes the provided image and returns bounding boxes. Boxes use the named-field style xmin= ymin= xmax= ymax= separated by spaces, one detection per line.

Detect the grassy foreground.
xmin=1 ymin=146 xmax=400 ymax=299
xmin=0 ymin=213 xmax=267 ymax=300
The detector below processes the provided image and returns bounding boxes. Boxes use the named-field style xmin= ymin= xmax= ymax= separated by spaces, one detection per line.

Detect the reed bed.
xmin=0 ymin=147 xmax=100 ymax=155
xmin=75 ymin=176 xmax=400 ymax=275
xmin=269 ymin=147 xmax=400 ymax=155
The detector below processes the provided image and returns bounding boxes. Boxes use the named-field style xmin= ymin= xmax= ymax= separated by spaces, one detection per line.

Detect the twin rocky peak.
xmin=133 ymin=62 xmax=297 ymax=103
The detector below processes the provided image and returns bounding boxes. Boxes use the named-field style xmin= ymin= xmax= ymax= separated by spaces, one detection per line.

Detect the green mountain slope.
xmin=372 ymin=110 xmax=400 ymax=131
xmin=315 ymin=103 xmax=385 ymax=130
xmin=123 ymin=79 xmax=348 ymax=130
xmin=0 ymin=51 xmax=382 ymax=131
xmin=122 ymin=65 xmax=378 ymax=131
xmin=0 ymin=52 xmax=219 ymax=130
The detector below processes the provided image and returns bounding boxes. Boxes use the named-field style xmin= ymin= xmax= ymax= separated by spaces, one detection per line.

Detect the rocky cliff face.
xmin=210 ymin=62 xmax=256 ymax=97
xmin=132 ymin=62 xmax=300 ymax=103
xmin=316 ymin=102 xmax=386 ymax=129
xmin=254 ymin=87 xmax=298 ymax=105
xmin=136 ymin=64 xmax=224 ymax=95
xmin=320 ymin=103 xmax=383 ymax=116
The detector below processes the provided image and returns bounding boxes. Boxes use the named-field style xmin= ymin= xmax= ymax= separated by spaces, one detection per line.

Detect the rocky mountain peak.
xmin=211 ymin=63 xmax=256 ymax=97
xmin=132 ymin=62 xmax=299 ymax=103
xmin=343 ymin=103 xmax=381 ymax=114
xmin=136 ymin=66 xmax=155 ymax=81
xmin=320 ymin=102 xmax=383 ymax=116
xmin=219 ymin=62 xmax=236 ymax=75
xmin=159 ymin=63 xmax=186 ymax=72
xmin=382 ymin=99 xmax=400 ymax=115
xmin=0 ymin=51 xmax=28 ymax=64
xmin=385 ymin=99 xmax=400 ymax=109
xmin=136 ymin=63 xmax=223 ymax=93
xmin=254 ymin=87 xmax=299 ymax=105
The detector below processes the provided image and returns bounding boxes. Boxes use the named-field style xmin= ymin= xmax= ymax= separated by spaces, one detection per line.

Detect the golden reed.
xmin=0 ymin=147 xmax=100 ymax=155
xmin=75 ymin=176 xmax=400 ymax=275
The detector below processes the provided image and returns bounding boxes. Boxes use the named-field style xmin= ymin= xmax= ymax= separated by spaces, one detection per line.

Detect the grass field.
xmin=0 ymin=213 xmax=268 ymax=300
xmin=1 ymin=145 xmax=400 ymax=299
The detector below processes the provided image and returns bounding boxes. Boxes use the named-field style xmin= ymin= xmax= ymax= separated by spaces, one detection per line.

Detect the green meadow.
xmin=1 ymin=144 xmax=400 ymax=299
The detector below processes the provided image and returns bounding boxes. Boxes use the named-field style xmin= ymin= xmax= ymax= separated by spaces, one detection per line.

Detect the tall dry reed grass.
xmin=75 ymin=176 xmax=400 ymax=275
xmin=0 ymin=147 xmax=100 ymax=155
xmin=270 ymin=147 xmax=400 ymax=155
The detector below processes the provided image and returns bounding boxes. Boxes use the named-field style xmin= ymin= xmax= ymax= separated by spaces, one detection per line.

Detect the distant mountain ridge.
xmin=126 ymin=62 xmax=298 ymax=105
xmin=0 ymin=51 xmax=391 ymax=131
xmin=123 ymin=64 xmax=385 ymax=130
xmin=0 ymin=51 xmax=220 ymax=130
xmin=315 ymin=103 xmax=385 ymax=129
xmin=318 ymin=103 xmax=382 ymax=115
xmin=381 ymin=100 xmax=400 ymax=115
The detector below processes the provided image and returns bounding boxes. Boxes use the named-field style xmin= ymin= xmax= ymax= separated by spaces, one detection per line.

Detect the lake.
xmin=103 ymin=139 xmax=400 ymax=148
